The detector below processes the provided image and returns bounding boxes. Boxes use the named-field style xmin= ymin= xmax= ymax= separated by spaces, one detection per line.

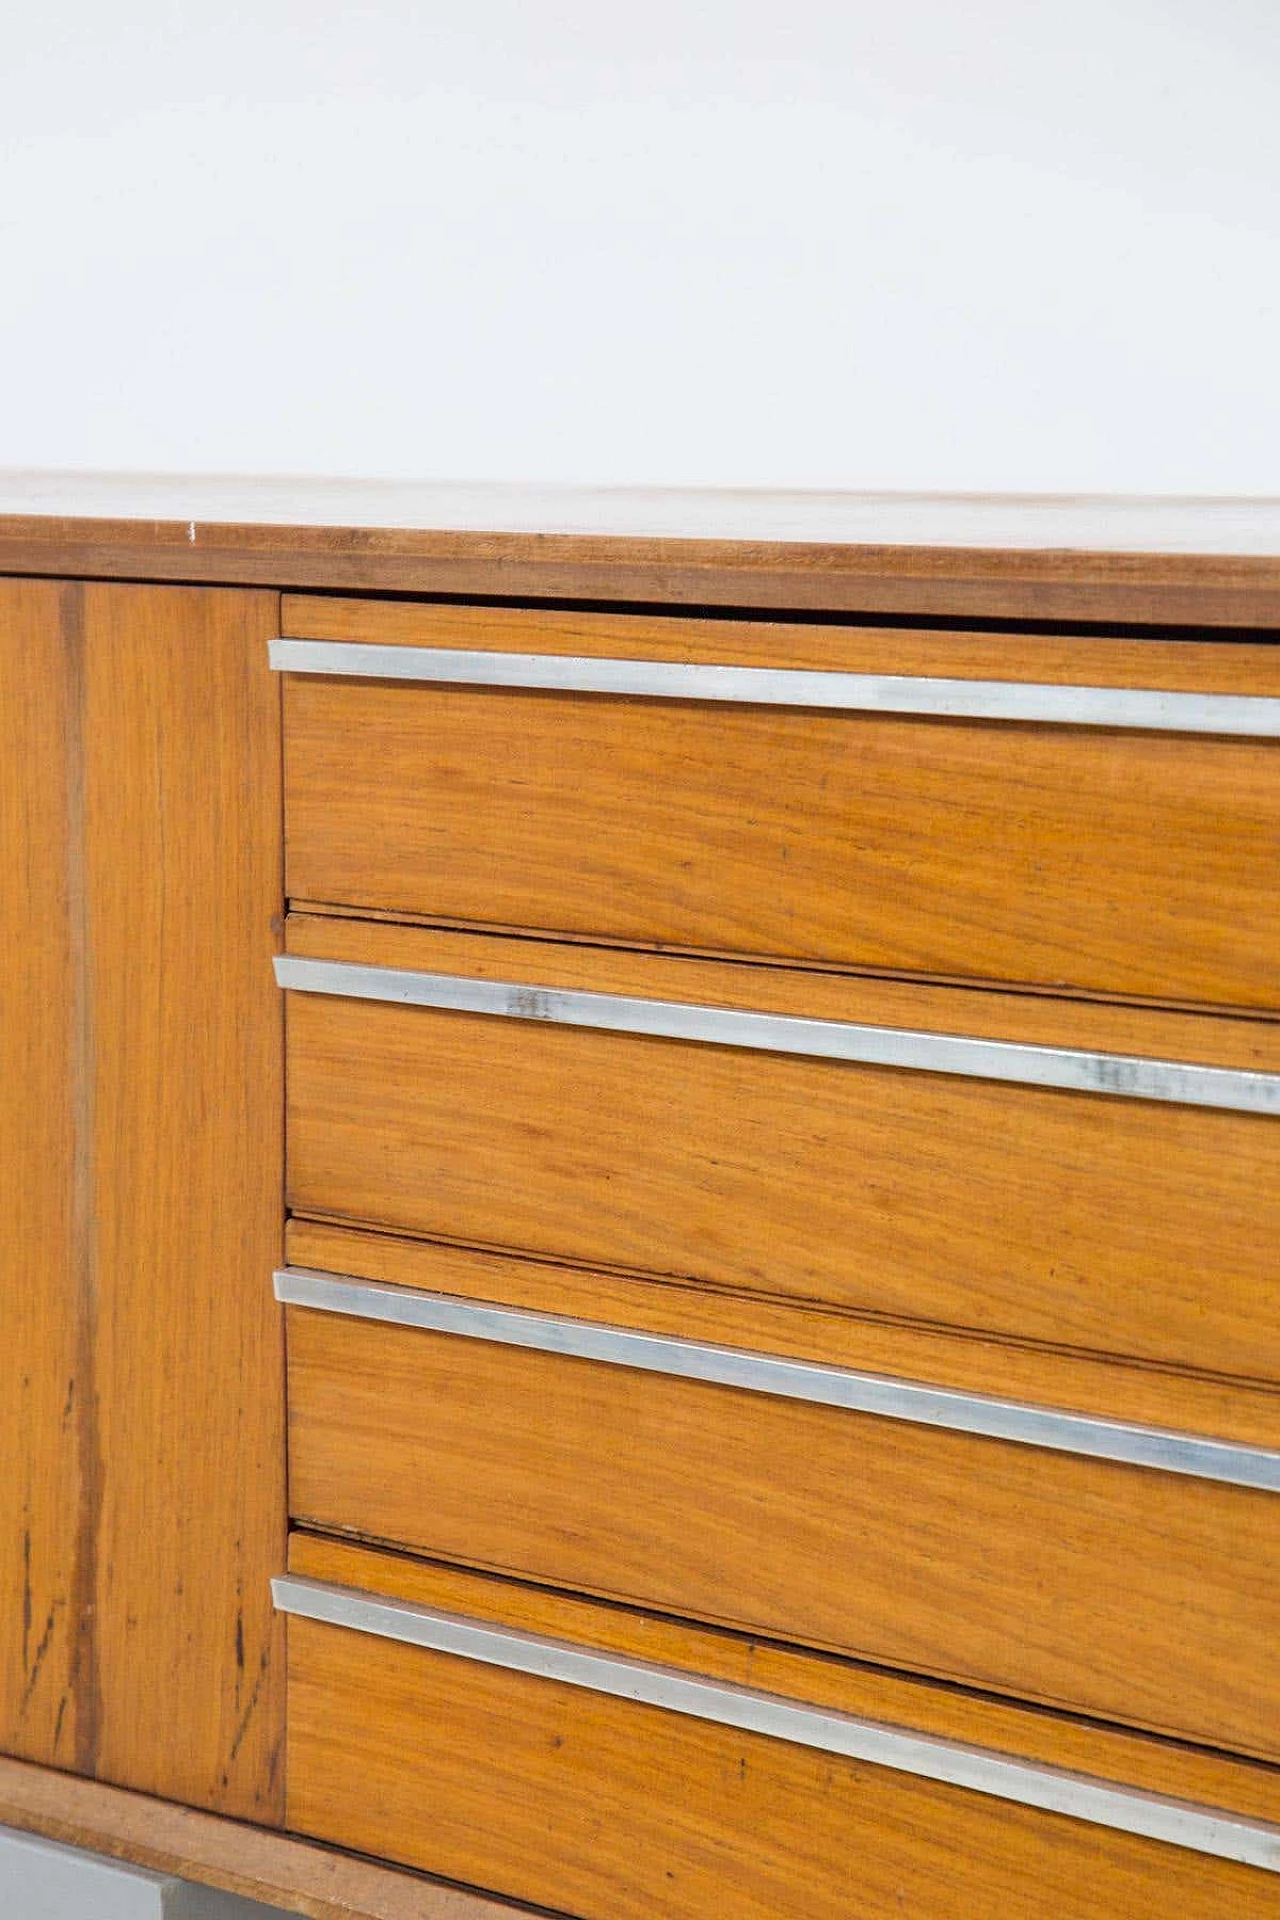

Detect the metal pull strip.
xmin=274 ymin=955 xmax=1280 ymax=1116
xmin=269 ymin=639 xmax=1280 ymax=737
xmin=274 ymin=1268 xmax=1280 ymax=1490
xmin=272 ymin=1574 xmax=1280 ymax=1873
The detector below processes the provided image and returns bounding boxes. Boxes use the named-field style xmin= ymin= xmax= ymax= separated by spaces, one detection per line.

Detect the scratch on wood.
xmin=22 ymin=1604 xmax=61 ymax=1709
xmin=225 ymin=1646 xmax=270 ymax=1769
xmin=22 ymin=1529 xmax=31 ymax=1676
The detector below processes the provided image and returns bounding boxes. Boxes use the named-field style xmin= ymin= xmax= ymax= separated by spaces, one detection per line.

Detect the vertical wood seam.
xmin=61 ymin=579 xmax=101 ymax=1777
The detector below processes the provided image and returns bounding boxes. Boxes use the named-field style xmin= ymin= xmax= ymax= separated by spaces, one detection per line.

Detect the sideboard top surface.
xmin=2 ymin=472 xmax=1280 ymax=625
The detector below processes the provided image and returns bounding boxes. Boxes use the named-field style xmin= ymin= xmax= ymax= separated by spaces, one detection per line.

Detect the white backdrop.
xmin=2 ymin=2 xmax=1277 ymax=492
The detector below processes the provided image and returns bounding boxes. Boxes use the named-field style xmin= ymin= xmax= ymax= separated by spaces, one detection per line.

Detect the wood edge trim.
xmin=3 ymin=521 xmax=1280 ymax=623
xmin=5 ymin=514 xmax=1280 ymax=577
xmin=0 ymin=1756 xmax=526 ymax=1920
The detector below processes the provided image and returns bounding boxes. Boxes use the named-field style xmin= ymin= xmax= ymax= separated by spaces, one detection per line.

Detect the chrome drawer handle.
xmin=274 ymin=955 xmax=1280 ymax=1116
xmin=271 ymin=1573 xmax=1280 ymax=1873
xmin=274 ymin=1267 xmax=1280 ymax=1491
xmin=269 ymin=639 xmax=1280 ymax=736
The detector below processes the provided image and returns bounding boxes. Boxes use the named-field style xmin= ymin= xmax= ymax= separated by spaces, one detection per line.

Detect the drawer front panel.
xmin=280 ymin=1541 xmax=1280 ymax=1920
xmin=284 ymin=1301 xmax=1280 ymax=1758
xmin=284 ymin=1218 xmax=1280 ymax=1453
xmin=282 ymin=670 xmax=1280 ymax=1006
xmin=284 ymin=983 xmax=1280 ymax=1380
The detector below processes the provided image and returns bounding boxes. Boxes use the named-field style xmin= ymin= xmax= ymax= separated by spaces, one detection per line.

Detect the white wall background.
xmin=2 ymin=2 xmax=1277 ymax=492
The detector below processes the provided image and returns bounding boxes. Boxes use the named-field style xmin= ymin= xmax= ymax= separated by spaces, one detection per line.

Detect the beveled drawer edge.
xmin=268 ymin=640 xmax=1280 ymax=736
xmin=274 ymin=955 xmax=1280 ymax=1115
xmin=273 ymin=1573 xmax=1280 ymax=1874
xmin=274 ymin=1268 xmax=1280 ymax=1490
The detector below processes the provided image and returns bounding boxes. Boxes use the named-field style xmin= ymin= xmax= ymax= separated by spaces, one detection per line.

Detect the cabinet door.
xmin=0 ymin=581 xmax=286 ymax=1820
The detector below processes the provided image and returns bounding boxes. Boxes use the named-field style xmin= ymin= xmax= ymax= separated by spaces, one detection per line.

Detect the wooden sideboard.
xmin=3 ymin=479 xmax=1280 ymax=1918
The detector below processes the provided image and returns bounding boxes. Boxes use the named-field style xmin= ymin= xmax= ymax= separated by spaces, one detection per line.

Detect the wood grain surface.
xmin=285 ymin=1308 xmax=1280 ymax=1760
xmin=81 ymin=585 xmax=286 ymax=1816
xmin=283 ymin=673 xmax=1280 ymax=1009
xmin=284 ymin=1222 xmax=1280 ymax=1453
xmin=1 ymin=582 xmax=287 ymax=1817
xmin=286 ymin=913 xmax=1280 ymax=1069
xmin=0 ymin=1754 xmax=517 ymax=1920
xmin=5 ymin=477 xmax=1280 ymax=623
xmin=0 ymin=581 xmax=84 ymax=1771
xmin=283 ymin=920 xmax=1280 ymax=1382
xmin=290 ymin=1535 xmax=1280 ymax=1824
xmin=285 ymin=1537 xmax=1280 ymax=1920
xmin=282 ymin=594 xmax=1280 ymax=685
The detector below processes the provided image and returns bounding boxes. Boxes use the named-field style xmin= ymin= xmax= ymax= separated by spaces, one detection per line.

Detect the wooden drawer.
xmin=281 ymin=915 xmax=1280 ymax=1381
xmin=278 ymin=1535 xmax=1280 ymax=1919
xmin=275 ymin=600 xmax=1280 ymax=1008
xmin=279 ymin=1262 xmax=1280 ymax=1760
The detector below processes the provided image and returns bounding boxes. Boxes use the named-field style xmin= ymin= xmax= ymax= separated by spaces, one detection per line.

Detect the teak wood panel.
xmin=83 ymin=585 xmax=286 ymax=1816
xmin=285 ymin=1307 xmax=1280 ymax=1759
xmin=282 ymin=672 xmax=1280 ymax=1008
xmin=285 ymin=1222 xmax=1280 ymax=1452
xmin=0 ymin=581 xmax=84 ymax=1770
xmin=283 ymin=924 xmax=1280 ymax=1382
xmin=284 ymin=1539 xmax=1280 ymax=1920
xmin=1 ymin=582 xmax=287 ymax=1818
xmin=290 ymin=1535 xmax=1280 ymax=1825
xmin=282 ymin=594 xmax=1280 ymax=688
